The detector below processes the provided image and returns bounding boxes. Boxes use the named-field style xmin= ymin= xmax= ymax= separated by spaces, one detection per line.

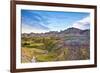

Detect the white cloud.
xmin=72 ymin=16 xmax=90 ymax=30
xmin=22 ymin=24 xmax=49 ymax=33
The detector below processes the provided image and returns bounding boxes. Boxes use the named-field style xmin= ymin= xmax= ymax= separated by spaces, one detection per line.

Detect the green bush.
xmin=22 ymin=42 xmax=30 ymax=47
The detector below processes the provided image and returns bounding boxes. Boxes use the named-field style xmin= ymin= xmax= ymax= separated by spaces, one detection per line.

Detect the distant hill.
xmin=60 ymin=27 xmax=81 ymax=34
xmin=80 ymin=29 xmax=90 ymax=35
xmin=22 ymin=27 xmax=90 ymax=37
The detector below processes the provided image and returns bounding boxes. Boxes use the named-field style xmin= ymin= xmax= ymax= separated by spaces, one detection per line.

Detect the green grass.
xmin=36 ymin=53 xmax=57 ymax=62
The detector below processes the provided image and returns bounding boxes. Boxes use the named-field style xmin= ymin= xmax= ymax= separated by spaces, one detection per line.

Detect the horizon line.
xmin=22 ymin=27 xmax=90 ymax=34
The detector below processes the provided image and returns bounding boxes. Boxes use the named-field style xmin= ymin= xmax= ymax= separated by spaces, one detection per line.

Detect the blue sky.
xmin=21 ymin=9 xmax=90 ymax=33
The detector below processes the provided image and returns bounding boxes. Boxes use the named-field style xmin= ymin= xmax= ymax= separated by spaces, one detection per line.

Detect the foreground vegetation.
xmin=21 ymin=35 xmax=90 ymax=63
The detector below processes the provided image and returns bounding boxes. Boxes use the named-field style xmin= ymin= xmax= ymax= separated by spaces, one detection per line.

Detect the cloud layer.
xmin=21 ymin=10 xmax=90 ymax=33
xmin=21 ymin=10 xmax=50 ymax=32
xmin=72 ymin=16 xmax=90 ymax=30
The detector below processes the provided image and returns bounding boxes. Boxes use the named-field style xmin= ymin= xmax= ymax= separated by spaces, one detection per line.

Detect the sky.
xmin=21 ymin=9 xmax=90 ymax=33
